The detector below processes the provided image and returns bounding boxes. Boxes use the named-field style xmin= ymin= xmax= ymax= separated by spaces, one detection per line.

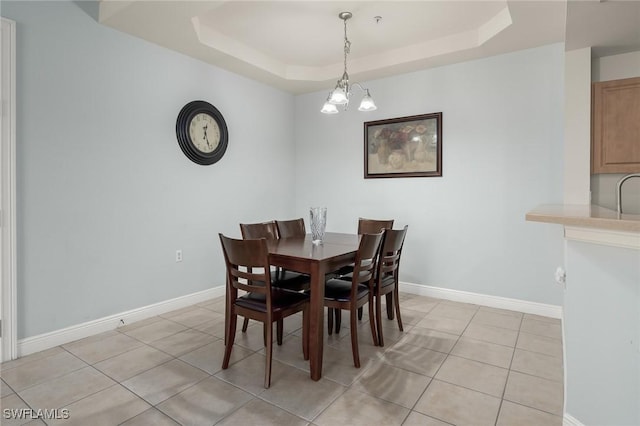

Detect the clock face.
xmin=189 ymin=113 xmax=220 ymax=154
xmin=176 ymin=101 xmax=228 ymax=165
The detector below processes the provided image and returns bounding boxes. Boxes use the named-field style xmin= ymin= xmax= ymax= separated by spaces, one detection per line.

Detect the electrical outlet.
xmin=176 ymin=250 xmax=183 ymax=262
xmin=554 ymin=267 xmax=566 ymax=287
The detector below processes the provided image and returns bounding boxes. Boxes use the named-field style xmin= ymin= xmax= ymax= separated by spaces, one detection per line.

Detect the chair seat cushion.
xmin=333 ymin=264 xmax=354 ymax=277
xmin=272 ymin=270 xmax=310 ymax=292
xmin=236 ymin=290 xmax=309 ymax=313
xmin=375 ymin=274 xmax=395 ymax=289
xmin=336 ymin=270 xmax=374 ymax=281
xmin=340 ymin=273 xmax=394 ymax=291
xmin=324 ymin=278 xmax=369 ymax=302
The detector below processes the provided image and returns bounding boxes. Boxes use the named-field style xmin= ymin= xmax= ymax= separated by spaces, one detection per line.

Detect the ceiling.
xmin=97 ymin=1 xmax=640 ymax=94
xmin=565 ymin=0 xmax=640 ymax=57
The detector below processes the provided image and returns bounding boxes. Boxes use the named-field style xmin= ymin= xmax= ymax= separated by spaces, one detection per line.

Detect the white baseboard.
xmin=400 ymin=281 xmax=563 ymax=319
xmin=17 ymin=282 xmax=562 ymax=357
xmin=563 ymin=413 xmax=584 ymax=426
xmin=18 ymin=286 xmax=225 ymax=357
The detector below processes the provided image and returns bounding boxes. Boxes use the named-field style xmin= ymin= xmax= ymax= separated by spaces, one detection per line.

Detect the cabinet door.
xmin=591 ymin=77 xmax=640 ymax=174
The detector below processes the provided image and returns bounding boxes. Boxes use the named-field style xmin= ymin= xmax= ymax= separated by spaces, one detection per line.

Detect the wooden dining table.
xmin=267 ymin=232 xmax=360 ymax=381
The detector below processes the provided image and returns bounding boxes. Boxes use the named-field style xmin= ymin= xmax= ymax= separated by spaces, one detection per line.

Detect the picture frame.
xmin=364 ymin=112 xmax=442 ymax=178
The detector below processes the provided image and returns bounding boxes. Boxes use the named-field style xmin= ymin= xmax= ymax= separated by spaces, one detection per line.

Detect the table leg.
xmin=309 ymin=262 xmax=325 ymax=381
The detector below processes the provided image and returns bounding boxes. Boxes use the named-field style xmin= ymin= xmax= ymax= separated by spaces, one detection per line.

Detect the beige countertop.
xmin=526 ymin=204 xmax=640 ymax=233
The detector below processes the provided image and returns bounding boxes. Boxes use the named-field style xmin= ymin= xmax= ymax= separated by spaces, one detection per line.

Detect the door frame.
xmin=1 ymin=17 xmax=18 ymax=362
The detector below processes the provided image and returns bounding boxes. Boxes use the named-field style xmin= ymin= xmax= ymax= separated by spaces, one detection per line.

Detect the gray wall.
xmin=3 ymin=1 xmax=296 ymax=338
xmin=294 ymin=44 xmax=566 ymax=306
xmin=564 ymin=241 xmax=640 ymax=425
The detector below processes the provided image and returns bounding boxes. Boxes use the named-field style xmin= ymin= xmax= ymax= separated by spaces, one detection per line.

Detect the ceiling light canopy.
xmin=321 ymin=12 xmax=377 ymax=114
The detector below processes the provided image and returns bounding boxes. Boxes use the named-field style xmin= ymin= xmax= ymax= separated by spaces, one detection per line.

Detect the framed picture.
xmin=364 ymin=112 xmax=442 ymax=178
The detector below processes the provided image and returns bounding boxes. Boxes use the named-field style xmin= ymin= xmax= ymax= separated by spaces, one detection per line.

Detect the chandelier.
xmin=321 ymin=12 xmax=377 ymax=114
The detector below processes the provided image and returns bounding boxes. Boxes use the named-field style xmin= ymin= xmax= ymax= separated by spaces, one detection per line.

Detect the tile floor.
xmin=0 ymin=293 xmax=564 ymax=425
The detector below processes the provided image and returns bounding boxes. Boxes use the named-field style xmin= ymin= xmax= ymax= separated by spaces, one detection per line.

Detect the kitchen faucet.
xmin=616 ymin=173 xmax=640 ymax=214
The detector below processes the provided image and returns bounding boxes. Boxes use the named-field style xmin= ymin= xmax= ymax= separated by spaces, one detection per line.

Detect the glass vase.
xmin=309 ymin=207 xmax=327 ymax=244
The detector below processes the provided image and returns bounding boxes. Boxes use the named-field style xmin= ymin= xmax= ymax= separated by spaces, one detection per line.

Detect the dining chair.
xmin=330 ymin=217 xmax=395 ymax=332
xmin=272 ymin=220 xmax=311 ymax=288
xmin=373 ymin=226 xmax=408 ymax=346
xmin=239 ymin=221 xmax=310 ymax=337
xmin=357 ymin=217 xmax=395 ymax=234
xmin=240 ymin=221 xmax=310 ymax=291
xmin=219 ymin=234 xmax=309 ymax=388
xmin=239 ymin=221 xmax=279 ymax=241
xmin=276 ymin=218 xmax=306 ymax=238
xmin=324 ymin=232 xmax=383 ymax=368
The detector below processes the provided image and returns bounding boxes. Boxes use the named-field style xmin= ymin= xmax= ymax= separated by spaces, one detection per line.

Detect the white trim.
xmin=563 ymin=413 xmax=585 ymax=426
xmin=564 ymin=226 xmax=640 ymax=250
xmin=18 ymin=286 xmax=225 ymax=357
xmin=17 ymin=281 xmax=563 ymax=357
xmin=561 ymin=281 xmax=569 ymax=418
xmin=0 ymin=17 xmax=17 ymax=362
xmin=400 ymin=281 xmax=563 ymax=319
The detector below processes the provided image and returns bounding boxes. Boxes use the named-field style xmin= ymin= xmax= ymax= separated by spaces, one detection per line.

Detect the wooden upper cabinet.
xmin=591 ymin=77 xmax=640 ymax=174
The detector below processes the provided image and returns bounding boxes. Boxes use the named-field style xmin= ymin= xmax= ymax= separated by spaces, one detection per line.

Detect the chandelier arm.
xmin=350 ymin=82 xmax=368 ymax=92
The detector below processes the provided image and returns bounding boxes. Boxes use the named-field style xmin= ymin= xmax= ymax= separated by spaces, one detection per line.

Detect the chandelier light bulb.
xmin=320 ymin=101 xmax=339 ymax=114
xmin=358 ymin=91 xmax=377 ymax=111
xmin=329 ymin=87 xmax=348 ymax=105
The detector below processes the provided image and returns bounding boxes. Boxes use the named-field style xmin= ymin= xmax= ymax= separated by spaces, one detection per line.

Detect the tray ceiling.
xmin=96 ymin=1 xmax=639 ymax=94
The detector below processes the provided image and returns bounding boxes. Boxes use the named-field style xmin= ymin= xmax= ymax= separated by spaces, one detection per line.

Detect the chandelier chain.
xmin=343 ymin=17 xmax=351 ymax=74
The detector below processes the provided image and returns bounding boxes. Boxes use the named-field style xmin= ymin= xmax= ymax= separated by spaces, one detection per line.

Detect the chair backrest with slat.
xmin=240 ymin=221 xmax=279 ymax=240
xmin=219 ymin=234 xmax=272 ymax=296
xmin=357 ymin=218 xmax=394 ymax=235
xmin=377 ymin=226 xmax=408 ymax=282
xmin=276 ymin=218 xmax=306 ymax=238
xmin=350 ymin=232 xmax=384 ymax=296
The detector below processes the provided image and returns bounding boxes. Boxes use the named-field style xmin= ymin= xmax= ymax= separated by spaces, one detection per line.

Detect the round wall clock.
xmin=176 ymin=100 xmax=228 ymax=165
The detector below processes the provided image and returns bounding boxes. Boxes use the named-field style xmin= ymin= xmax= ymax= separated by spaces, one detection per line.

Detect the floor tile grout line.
xmin=508 ymin=348 xmax=564 ymax=382
xmin=411 ymin=312 xmax=518 ymax=400
xmin=6 ymin=347 xmax=90 ymax=394
xmin=494 ymin=303 xmax=524 ymax=426
xmin=3 ymin=387 xmax=34 ymax=418
xmin=515 ymin=333 xmax=564 ymax=358
xmin=99 ymin=357 xmax=179 ymax=406
xmin=149 ymin=373 xmax=214 ymax=425
xmin=0 ymin=377 xmax=19 ymax=398
xmin=402 ymin=301 xmax=442 ymax=413
xmin=17 ymin=376 xmax=121 ymax=419
xmin=48 ymin=382 xmax=126 ymax=420
xmin=146 ymin=337 xmax=214 ymax=360
xmin=0 ymin=347 xmax=68 ymax=373
xmin=63 ymin=338 xmax=147 ymax=367
xmin=256 ymin=378 xmax=346 ymax=424
xmin=210 ymin=396 xmax=254 ymax=425
xmin=406 ymin=299 xmax=474 ymax=414
xmin=340 ymin=359 xmax=429 ymax=412
xmin=119 ymin=318 xmax=194 ymax=347
xmin=409 ymin=300 xmax=511 ymax=426
xmin=500 ymin=396 xmax=565 ymax=419
xmin=504 ymin=367 xmax=565 ymax=384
